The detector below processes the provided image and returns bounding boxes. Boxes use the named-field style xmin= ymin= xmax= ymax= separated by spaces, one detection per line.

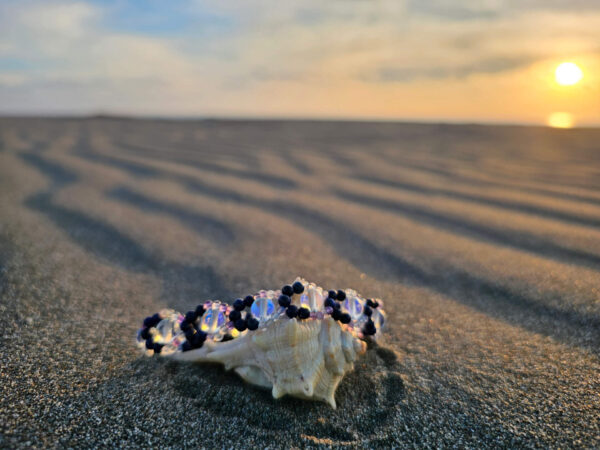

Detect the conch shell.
xmin=136 ymin=278 xmax=385 ymax=408
xmin=176 ymin=316 xmax=365 ymax=408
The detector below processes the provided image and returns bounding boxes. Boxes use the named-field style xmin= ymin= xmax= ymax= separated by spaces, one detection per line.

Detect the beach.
xmin=1 ymin=117 xmax=599 ymax=447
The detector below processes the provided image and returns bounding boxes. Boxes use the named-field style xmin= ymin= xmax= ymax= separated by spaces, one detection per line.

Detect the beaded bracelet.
xmin=136 ymin=278 xmax=385 ymax=407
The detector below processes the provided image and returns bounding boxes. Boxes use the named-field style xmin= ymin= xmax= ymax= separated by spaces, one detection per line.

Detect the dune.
xmin=0 ymin=117 xmax=598 ymax=447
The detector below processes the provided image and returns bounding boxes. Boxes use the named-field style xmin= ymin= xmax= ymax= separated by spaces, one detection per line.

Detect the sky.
xmin=0 ymin=0 xmax=599 ymax=125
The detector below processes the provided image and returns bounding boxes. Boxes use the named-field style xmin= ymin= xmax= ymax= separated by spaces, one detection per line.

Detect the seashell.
xmin=136 ymin=278 xmax=385 ymax=408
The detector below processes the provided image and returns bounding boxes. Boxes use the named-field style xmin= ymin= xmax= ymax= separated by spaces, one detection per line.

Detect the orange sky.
xmin=1 ymin=1 xmax=599 ymax=126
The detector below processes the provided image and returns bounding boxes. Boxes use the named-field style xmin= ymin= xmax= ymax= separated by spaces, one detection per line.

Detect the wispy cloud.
xmin=0 ymin=0 xmax=599 ymax=123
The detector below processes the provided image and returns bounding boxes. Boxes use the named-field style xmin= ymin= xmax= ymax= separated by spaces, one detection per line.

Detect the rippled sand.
xmin=1 ymin=117 xmax=599 ymax=447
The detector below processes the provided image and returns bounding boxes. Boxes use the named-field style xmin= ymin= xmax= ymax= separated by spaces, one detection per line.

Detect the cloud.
xmin=0 ymin=0 xmax=599 ymax=120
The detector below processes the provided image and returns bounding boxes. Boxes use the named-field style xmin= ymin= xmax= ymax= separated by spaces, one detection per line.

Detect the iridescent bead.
xmin=156 ymin=318 xmax=177 ymax=342
xmin=200 ymin=302 xmax=227 ymax=335
xmin=371 ymin=308 xmax=386 ymax=330
xmin=250 ymin=295 xmax=276 ymax=321
xmin=325 ymin=306 xmax=334 ymax=314
xmin=304 ymin=284 xmax=324 ymax=311
xmin=343 ymin=294 xmax=364 ymax=321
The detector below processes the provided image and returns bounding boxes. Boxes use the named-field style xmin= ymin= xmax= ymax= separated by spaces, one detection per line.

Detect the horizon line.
xmin=0 ymin=112 xmax=599 ymax=130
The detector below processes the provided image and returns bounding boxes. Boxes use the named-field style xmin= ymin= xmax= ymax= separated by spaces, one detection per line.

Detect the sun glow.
xmin=555 ymin=62 xmax=583 ymax=86
xmin=547 ymin=112 xmax=574 ymax=128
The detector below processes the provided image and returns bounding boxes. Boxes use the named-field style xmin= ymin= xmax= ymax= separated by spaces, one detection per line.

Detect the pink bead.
xmin=203 ymin=301 xmax=212 ymax=309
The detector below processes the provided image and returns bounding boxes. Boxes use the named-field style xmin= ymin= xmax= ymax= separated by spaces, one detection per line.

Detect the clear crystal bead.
xmin=343 ymin=290 xmax=364 ymax=321
xmin=371 ymin=306 xmax=386 ymax=330
xmin=251 ymin=294 xmax=276 ymax=321
xmin=200 ymin=301 xmax=228 ymax=340
xmin=306 ymin=284 xmax=324 ymax=311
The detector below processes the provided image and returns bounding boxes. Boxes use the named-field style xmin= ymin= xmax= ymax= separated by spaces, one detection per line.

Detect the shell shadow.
xmin=169 ymin=342 xmax=404 ymax=443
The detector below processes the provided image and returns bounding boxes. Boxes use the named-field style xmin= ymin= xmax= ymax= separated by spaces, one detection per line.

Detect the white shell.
xmin=173 ymin=316 xmax=366 ymax=408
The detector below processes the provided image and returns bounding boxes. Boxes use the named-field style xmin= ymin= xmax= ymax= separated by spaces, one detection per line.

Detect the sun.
xmin=547 ymin=112 xmax=574 ymax=129
xmin=555 ymin=62 xmax=583 ymax=86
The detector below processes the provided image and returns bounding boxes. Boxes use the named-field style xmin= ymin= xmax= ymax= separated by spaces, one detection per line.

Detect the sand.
xmin=0 ymin=117 xmax=598 ymax=448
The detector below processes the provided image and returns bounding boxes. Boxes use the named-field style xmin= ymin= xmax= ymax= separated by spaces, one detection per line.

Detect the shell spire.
xmin=136 ymin=278 xmax=386 ymax=407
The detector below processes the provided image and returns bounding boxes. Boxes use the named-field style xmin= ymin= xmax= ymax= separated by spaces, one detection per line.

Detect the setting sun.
xmin=547 ymin=111 xmax=574 ymax=128
xmin=555 ymin=62 xmax=583 ymax=86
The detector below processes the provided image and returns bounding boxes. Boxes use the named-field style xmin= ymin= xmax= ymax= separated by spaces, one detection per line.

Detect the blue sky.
xmin=1 ymin=1 xmax=599 ymax=124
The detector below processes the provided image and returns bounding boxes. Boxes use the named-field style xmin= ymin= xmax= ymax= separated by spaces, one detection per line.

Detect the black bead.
xmin=145 ymin=338 xmax=154 ymax=350
xmin=229 ymin=310 xmax=241 ymax=322
xmin=143 ymin=313 xmax=161 ymax=328
xmin=373 ymin=300 xmax=380 ymax=309
xmin=328 ymin=290 xmax=337 ymax=299
xmin=140 ymin=327 xmax=150 ymax=340
xmin=278 ymin=294 xmax=291 ymax=307
xmin=192 ymin=331 xmax=207 ymax=347
xmin=179 ymin=321 xmax=191 ymax=332
xmin=233 ymin=298 xmax=245 ymax=311
xmin=185 ymin=310 xmax=197 ymax=323
xmin=221 ymin=334 xmax=234 ymax=342
xmin=196 ymin=330 xmax=207 ymax=342
xmin=340 ymin=313 xmax=352 ymax=324
xmin=364 ymin=319 xmax=376 ymax=336
xmin=286 ymin=305 xmax=298 ymax=318
xmin=366 ymin=298 xmax=375 ymax=308
xmin=331 ymin=309 xmax=342 ymax=321
xmin=363 ymin=305 xmax=373 ymax=317
xmin=297 ymin=307 xmax=310 ymax=320
xmin=243 ymin=295 xmax=255 ymax=307
xmin=195 ymin=304 xmax=205 ymax=317
xmin=281 ymin=285 xmax=294 ymax=296
xmin=324 ymin=298 xmax=336 ymax=309
xmin=334 ymin=301 xmax=341 ymax=310
xmin=153 ymin=343 xmax=164 ymax=354
xmin=292 ymin=281 xmax=304 ymax=294
xmin=247 ymin=318 xmax=259 ymax=330
xmin=235 ymin=318 xmax=248 ymax=332
xmin=185 ymin=329 xmax=196 ymax=341
xmin=181 ymin=341 xmax=192 ymax=352
xmin=336 ymin=290 xmax=346 ymax=301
